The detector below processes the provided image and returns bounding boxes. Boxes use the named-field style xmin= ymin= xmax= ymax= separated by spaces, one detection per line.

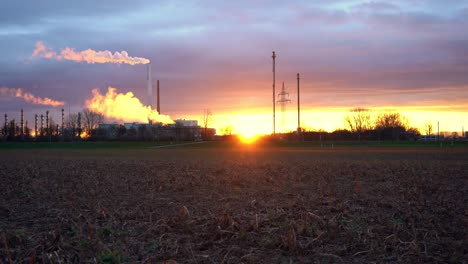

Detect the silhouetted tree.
xmin=201 ymin=109 xmax=213 ymax=140
xmin=65 ymin=113 xmax=81 ymax=139
xmin=424 ymin=122 xmax=433 ymax=135
xmin=82 ymin=109 xmax=104 ymax=136
xmin=344 ymin=108 xmax=373 ymax=140
xmin=375 ymin=112 xmax=409 ymax=140
xmin=220 ymin=125 xmax=233 ymax=136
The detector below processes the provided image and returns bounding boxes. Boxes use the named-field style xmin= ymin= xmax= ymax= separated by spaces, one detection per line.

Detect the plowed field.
xmin=1 ymin=145 xmax=467 ymax=263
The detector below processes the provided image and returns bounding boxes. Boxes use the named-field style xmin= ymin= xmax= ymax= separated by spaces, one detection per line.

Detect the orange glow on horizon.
xmin=237 ymin=133 xmax=261 ymax=144
xmin=189 ymin=106 xmax=468 ymax=137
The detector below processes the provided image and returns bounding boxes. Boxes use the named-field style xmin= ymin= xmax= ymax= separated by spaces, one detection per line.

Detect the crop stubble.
xmin=0 ymin=147 xmax=467 ymax=263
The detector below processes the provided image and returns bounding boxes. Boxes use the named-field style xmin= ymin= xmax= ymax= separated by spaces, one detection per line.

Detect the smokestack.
xmin=20 ymin=109 xmax=24 ymax=136
xmin=157 ymin=80 xmax=160 ymax=114
xmin=147 ymin=63 xmax=153 ymax=109
xmin=40 ymin=114 xmax=44 ymax=137
xmin=46 ymin=110 xmax=49 ymax=135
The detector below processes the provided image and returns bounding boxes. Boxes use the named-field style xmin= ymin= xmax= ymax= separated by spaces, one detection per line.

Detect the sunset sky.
xmin=1 ymin=0 xmax=467 ymax=135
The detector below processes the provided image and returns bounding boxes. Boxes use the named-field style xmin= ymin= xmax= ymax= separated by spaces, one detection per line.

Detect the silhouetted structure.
xmin=277 ymin=82 xmax=291 ymax=132
xmin=297 ymin=73 xmax=301 ymax=137
xmin=272 ymin=51 xmax=276 ymax=135
xmin=157 ymin=80 xmax=160 ymax=113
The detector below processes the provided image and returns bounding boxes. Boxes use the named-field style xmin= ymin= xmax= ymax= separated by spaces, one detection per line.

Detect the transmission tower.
xmin=277 ymin=82 xmax=291 ymax=132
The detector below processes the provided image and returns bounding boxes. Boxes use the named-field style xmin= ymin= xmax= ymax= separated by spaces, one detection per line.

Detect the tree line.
xmin=342 ymin=108 xmax=420 ymax=141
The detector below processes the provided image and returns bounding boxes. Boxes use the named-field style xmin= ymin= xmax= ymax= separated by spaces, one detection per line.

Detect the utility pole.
xmin=437 ymin=121 xmax=440 ymax=142
xmin=297 ymin=73 xmax=301 ymax=139
xmin=272 ymin=51 xmax=276 ymax=136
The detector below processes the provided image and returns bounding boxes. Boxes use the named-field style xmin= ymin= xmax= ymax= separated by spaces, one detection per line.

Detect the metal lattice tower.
xmin=276 ymin=82 xmax=291 ymax=132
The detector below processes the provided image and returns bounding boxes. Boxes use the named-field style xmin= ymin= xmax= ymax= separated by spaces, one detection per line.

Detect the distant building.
xmin=418 ymin=134 xmax=444 ymax=141
xmin=95 ymin=121 xmax=208 ymax=141
xmin=99 ymin=123 xmax=120 ymax=130
xmin=175 ymin=119 xmax=198 ymax=127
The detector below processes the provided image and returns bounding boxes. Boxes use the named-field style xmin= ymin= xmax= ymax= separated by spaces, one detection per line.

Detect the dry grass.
xmin=0 ymin=146 xmax=467 ymax=263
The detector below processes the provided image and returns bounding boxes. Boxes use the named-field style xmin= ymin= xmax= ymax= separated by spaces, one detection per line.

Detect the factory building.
xmin=96 ymin=119 xmax=207 ymax=141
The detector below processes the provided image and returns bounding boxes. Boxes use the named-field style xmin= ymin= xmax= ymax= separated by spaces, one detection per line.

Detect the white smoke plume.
xmin=85 ymin=87 xmax=173 ymax=124
xmin=32 ymin=41 xmax=150 ymax=65
xmin=0 ymin=87 xmax=65 ymax=107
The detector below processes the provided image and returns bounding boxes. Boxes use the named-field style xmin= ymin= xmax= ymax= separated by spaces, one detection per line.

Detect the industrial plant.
xmin=1 ymin=63 xmax=215 ymax=142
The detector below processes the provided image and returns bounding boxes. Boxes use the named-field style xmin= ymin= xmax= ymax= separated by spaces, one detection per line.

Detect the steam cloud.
xmin=85 ymin=87 xmax=173 ymax=124
xmin=0 ymin=87 xmax=65 ymax=107
xmin=32 ymin=41 xmax=150 ymax=65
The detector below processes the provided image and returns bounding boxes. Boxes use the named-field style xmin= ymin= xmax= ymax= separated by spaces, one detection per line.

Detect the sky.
xmin=1 ymin=0 xmax=468 ymax=135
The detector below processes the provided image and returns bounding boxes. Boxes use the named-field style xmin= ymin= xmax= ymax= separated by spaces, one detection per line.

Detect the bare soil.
xmin=0 ymin=146 xmax=467 ymax=263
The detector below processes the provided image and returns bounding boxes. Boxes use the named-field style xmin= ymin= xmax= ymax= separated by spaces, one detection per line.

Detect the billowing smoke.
xmin=0 ymin=87 xmax=64 ymax=107
xmin=85 ymin=87 xmax=173 ymax=124
xmin=32 ymin=41 xmax=150 ymax=65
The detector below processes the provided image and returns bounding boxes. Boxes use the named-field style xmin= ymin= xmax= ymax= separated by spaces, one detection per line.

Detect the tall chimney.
xmin=147 ymin=63 xmax=153 ymax=109
xmin=157 ymin=80 xmax=160 ymax=114
xmin=40 ymin=114 xmax=44 ymax=137
xmin=46 ymin=110 xmax=49 ymax=135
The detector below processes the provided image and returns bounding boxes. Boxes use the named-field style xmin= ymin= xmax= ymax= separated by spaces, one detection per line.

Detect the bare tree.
xmin=424 ymin=122 xmax=433 ymax=135
xmin=201 ymin=109 xmax=213 ymax=140
xmin=82 ymin=109 xmax=104 ymax=136
xmin=65 ymin=113 xmax=80 ymax=138
xmin=344 ymin=108 xmax=372 ymax=140
xmin=202 ymin=109 xmax=213 ymax=130
xmin=66 ymin=113 xmax=79 ymax=129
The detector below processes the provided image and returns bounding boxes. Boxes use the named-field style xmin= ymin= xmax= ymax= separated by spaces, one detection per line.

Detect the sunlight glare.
xmin=237 ymin=132 xmax=260 ymax=144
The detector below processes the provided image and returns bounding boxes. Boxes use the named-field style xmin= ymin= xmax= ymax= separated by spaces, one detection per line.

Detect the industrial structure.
xmin=157 ymin=80 xmax=160 ymax=113
xmin=147 ymin=63 xmax=162 ymax=115
xmin=277 ymin=82 xmax=291 ymax=132
xmin=147 ymin=63 xmax=153 ymax=109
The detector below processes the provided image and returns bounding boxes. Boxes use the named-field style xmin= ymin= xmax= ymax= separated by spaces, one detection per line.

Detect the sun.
xmin=237 ymin=131 xmax=261 ymax=144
